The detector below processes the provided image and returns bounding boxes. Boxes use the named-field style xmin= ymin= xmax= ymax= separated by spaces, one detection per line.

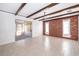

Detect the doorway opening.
xmin=15 ymin=20 xmax=32 ymax=41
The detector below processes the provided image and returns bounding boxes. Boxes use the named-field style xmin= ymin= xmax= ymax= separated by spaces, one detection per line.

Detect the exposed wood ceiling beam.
xmin=34 ymin=4 xmax=79 ymax=20
xmin=39 ymin=11 xmax=79 ymax=21
xmin=26 ymin=3 xmax=58 ymax=18
xmin=15 ymin=3 xmax=26 ymax=15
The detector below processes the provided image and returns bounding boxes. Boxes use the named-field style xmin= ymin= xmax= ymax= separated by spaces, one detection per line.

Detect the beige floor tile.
xmin=0 ymin=36 xmax=79 ymax=56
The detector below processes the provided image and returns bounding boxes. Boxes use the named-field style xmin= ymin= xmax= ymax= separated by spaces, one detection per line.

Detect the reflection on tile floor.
xmin=0 ymin=36 xmax=79 ymax=56
xmin=15 ymin=32 xmax=32 ymax=41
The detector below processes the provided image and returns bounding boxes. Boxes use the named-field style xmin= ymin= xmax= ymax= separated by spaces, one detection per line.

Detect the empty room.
xmin=0 ymin=3 xmax=79 ymax=56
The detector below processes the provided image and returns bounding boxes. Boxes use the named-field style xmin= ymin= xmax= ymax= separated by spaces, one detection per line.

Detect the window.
xmin=45 ymin=22 xmax=49 ymax=35
xmin=63 ymin=19 xmax=71 ymax=38
xmin=16 ymin=23 xmax=22 ymax=36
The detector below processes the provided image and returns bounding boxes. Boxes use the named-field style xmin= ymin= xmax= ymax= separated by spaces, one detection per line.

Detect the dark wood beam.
xmin=34 ymin=4 xmax=79 ymax=20
xmin=26 ymin=3 xmax=58 ymax=18
xmin=15 ymin=3 xmax=26 ymax=15
xmin=39 ymin=11 xmax=79 ymax=21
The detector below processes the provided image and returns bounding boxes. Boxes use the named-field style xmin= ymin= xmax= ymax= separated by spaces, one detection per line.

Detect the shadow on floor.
xmin=15 ymin=32 xmax=32 ymax=41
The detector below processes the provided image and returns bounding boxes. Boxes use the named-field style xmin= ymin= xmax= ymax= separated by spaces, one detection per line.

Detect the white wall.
xmin=0 ymin=11 xmax=15 ymax=45
xmin=78 ymin=15 xmax=79 ymax=42
xmin=32 ymin=20 xmax=43 ymax=37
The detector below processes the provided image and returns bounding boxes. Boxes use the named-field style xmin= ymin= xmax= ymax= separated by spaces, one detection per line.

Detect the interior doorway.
xmin=15 ymin=20 xmax=32 ymax=41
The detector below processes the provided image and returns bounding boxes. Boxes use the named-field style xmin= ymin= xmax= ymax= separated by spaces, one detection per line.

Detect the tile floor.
xmin=0 ymin=36 xmax=79 ymax=56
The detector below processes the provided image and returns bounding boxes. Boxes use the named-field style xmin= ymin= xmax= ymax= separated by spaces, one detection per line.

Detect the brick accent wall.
xmin=70 ymin=16 xmax=78 ymax=40
xmin=49 ymin=19 xmax=62 ymax=37
xmin=43 ymin=15 xmax=78 ymax=41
